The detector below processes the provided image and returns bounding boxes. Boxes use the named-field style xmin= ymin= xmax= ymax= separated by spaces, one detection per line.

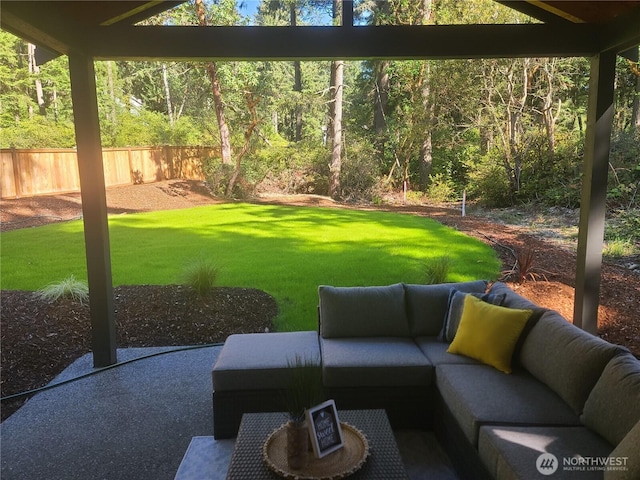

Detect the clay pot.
xmin=286 ymin=420 xmax=309 ymax=470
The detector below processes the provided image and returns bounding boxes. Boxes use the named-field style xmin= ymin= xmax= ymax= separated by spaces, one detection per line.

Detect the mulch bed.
xmin=1 ymin=285 xmax=277 ymax=421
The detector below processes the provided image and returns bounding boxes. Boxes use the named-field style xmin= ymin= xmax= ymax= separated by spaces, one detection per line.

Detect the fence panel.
xmin=102 ymin=149 xmax=134 ymax=187
xmin=1 ymin=150 xmax=17 ymax=198
xmin=0 ymin=146 xmax=214 ymax=199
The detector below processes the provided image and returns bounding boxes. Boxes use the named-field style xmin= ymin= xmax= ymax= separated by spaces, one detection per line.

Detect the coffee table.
xmin=225 ymin=409 xmax=408 ymax=479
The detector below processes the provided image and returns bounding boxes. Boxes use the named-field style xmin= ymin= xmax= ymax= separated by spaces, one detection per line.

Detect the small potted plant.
xmin=283 ymin=355 xmax=323 ymax=470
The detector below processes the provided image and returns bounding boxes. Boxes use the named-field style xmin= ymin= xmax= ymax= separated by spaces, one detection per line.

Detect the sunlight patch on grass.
xmin=1 ymin=203 xmax=500 ymax=330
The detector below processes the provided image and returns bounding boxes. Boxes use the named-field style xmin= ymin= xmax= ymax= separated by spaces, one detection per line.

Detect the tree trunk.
xmin=106 ymin=61 xmax=117 ymax=126
xmin=28 ymin=43 xmax=46 ymax=116
xmin=417 ymin=0 xmax=434 ymax=190
xmin=292 ymin=4 xmax=303 ymax=141
xmin=196 ymin=0 xmax=232 ymax=165
xmin=631 ymin=59 xmax=640 ymax=129
xmin=226 ymin=92 xmax=259 ymax=196
xmin=53 ymin=85 xmax=59 ymax=123
xmin=372 ymin=0 xmax=391 ymax=156
xmin=419 ymin=61 xmax=433 ymax=190
xmin=162 ymin=63 xmax=174 ymax=126
xmin=329 ymin=60 xmax=344 ymax=199
xmin=373 ymin=60 xmax=390 ymax=158
xmin=540 ymin=59 xmax=560 ymax=157
xmin=328 ymin=0 xmax=343 ymax=199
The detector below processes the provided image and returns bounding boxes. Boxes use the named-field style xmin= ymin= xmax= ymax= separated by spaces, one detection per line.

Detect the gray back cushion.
xmin=581 ymin=353 xmax=640 ymax=446
xmin=404 ymin=280 xmax=488 ymax=336
xmin=318 ymin=283 xmax=409 ymax=338
xmin=488 ymin=281 xmax=540 ymax=310
xmin=439 ymin=290 xmax=507 ymax=342
xmin=520 ymin=310 xmax=626 ymax=414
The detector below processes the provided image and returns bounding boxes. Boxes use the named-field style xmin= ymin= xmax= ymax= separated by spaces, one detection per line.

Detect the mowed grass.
xmin=0 ymin=203 xmax=500 ymax=331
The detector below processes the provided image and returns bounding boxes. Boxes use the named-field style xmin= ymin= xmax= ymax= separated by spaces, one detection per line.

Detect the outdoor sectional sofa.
xmin=211 ymin=281 xmax=640 ymax=479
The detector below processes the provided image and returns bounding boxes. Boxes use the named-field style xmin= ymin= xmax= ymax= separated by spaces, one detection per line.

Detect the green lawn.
xmin=0 ymin=203 xmax=500 ymax=330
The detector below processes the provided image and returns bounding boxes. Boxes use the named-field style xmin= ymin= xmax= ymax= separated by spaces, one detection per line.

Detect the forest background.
xmin=1 ymin=0 xmax=639 ymax=251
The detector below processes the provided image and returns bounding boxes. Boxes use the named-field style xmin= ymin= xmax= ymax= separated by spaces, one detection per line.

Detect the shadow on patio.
xmin=1 ymin=346 xmax=458 ymax=480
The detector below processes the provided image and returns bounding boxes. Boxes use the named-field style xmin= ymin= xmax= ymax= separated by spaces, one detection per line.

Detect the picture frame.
xmin=305 ymin=399 xmax=344 ymax=459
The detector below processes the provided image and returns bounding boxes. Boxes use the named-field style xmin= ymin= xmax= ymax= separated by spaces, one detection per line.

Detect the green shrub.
xmin=202 ymin=161 xmax=235 ymax=197
xmin=423 ymin=256 xmax=451 ymax=284
xmin=607 ymin=130 xmax=640 ymax=210
xmin=426 ymin=173 xmax=457 ymax=203
xmin=37 ymin=275 xmax=89 ymax=305
xmin=603 ymin=239 xmax=636 ymax=258
xmin=1 ymin=117 xmax=76 ymax=148
xmin=467 ymin=157 xmax=512 ymax=207
xmin=182 ymin=257 xmax=219 ymax=296
xmin=405 ymin=189 xmax=426 ymax=204
xmin=338 ymin=139 xmax=381 ymax=201
xmin=606 ymin=209 xmax=640 ymax=245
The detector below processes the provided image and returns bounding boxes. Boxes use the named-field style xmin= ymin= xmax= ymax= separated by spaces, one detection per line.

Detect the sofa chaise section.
xmin=211 ymin=331 xmax=321 ymax=438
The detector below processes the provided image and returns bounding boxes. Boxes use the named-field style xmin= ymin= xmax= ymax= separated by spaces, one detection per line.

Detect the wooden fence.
xmin=0 ymin=146 xmax=218 ymax=199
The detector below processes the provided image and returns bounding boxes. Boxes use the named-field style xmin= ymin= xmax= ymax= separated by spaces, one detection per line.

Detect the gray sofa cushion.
xmin=437 ymin=364 xmax=581 ymax=446
xmin=581 ymin=353 xmax=640 ymax=446
xmin=415 ymin=336 xmax=481 ymax=366
xmin=489 ymin=281 xmax=541 ymax=310
xmin=318 ymin=283 xmax=409 ymax=338
xmin=479 ymin=425 xmax=612 ymax=480
xmin=212 ymin=332 xmax=321 ymax=391
xmin=519 ymin=310 xmax=625 ymax=415
xmin=438 ymin=289 xmax=507 ymax=342
xmin=605 ymin=420 xmax=640 ymax=480
xmin=320 ymin=337 xmax=433 ymax=387
xmin=404 ymin=280 xmax=488 ymax=336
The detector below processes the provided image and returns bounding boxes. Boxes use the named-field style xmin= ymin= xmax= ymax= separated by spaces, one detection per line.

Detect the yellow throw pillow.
xmin=447 ymin=295 xmax=532 ymax=374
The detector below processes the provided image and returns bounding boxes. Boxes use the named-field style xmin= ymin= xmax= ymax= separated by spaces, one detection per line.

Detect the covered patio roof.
xmin=2 ymin=0 xmax=639 ymax=367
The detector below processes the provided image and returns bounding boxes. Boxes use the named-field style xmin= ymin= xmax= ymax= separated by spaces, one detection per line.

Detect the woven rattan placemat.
xmin=263 ymin=422 xmax=369 ymax=480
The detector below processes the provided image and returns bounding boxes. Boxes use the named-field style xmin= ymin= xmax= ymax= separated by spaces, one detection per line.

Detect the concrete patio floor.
xmin=1 ymin=345 xmax=459 ymax=480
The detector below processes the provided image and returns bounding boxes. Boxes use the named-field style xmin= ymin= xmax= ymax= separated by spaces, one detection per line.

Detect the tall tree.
xmin=291 ymin=3 xmax=303 ymax=141
xmin=371 ymin=1 xmax=390 ymax=158
xmin=417 ymin=0 xmax=434 ymax=190
xmin=328 ymin=0 xmax=344 ymax=198
xmin=27 ymin=43 xmax=45 ymax=116
xmin=195 ymin=0 xmax=232 ymax=165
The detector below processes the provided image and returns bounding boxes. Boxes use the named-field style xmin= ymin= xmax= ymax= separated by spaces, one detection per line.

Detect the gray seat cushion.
xmin=605 ymin=420 xmax=640 ymax=480
xmin=404 ymin=280 xmax=488 ymax=336
xmin=581 ymin=353 xmax=640 ymax=446
xmin=519 ymin=310 xmax=627 ymax=415
xmin=321 ymin=337 xmax=433 ymax=387
xmin=437 ymin=364 xmax=581 ymax=446
xmin=318 ymin=283 xmax=409 ymax=338
xmin=479 ymin=425 xmax=612 ymax=480
xmin=415 ymin=336 xmax=481 ymax=366
xmin=212 ymin=331 xmax=321 ymax=391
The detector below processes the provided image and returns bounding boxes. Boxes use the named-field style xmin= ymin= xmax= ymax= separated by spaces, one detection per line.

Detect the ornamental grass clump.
xmin=37 ymin=275 xmax=89 ymax=305
xmin=423 ymin=256 xmax=451 ymax=284
xmin=182 ymin=257 xmax=219 ymax=296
